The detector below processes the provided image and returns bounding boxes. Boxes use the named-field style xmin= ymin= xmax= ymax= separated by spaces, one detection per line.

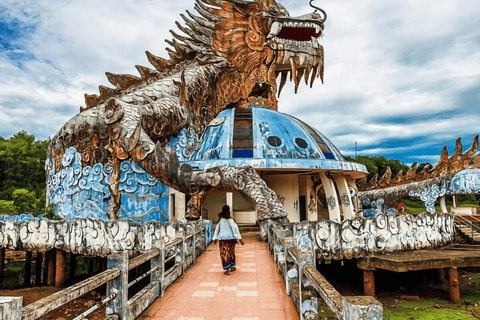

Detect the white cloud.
xmin=1 ymin=0 xmax=479 ymax=164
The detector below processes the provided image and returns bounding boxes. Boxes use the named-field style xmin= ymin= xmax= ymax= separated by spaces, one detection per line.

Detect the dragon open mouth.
xmin=272 ymin=22 xmax=322 ymax=42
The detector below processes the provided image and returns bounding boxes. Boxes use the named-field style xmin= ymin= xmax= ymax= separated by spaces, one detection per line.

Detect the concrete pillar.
xmin=319 ymin=172 xmax=341 ymax=222
xmin=453 ymin=195 xmax=457 ymax=208
xmin=440 ymin=196 xmax=448 ymax=214
xmin=438 ymin=268 xmax=446 ymax=284
xmin=0 ymin=248 xmax=5 ymax=289
xmin=35 ymin=252 xmax=42 ymax=286
xmin=334 ymin=175 xmax=355 ymax=220
xmin=0 ymin=297 xmax=23 ymax=320
xmin=449 ymin=267 xmax=460 ymax=303
xmin=70 ymin=254 xmax=77 ymax=284
xmin=24 ymin=251 xmax=32 ymax=287
xmin=47 ymin=250 xmax=56 ymax=286
xmin=43 ymin=250 xmax=49 ymax=286
xmin=106 ymin=252 xmax=129 ymax=320
xmin=363 ymin=270 xmax=375 ymax=296
xmin=226 ymin=192 xmax=233 ymax=211
xmin=55 ymin=249 xmax=65 ymax=288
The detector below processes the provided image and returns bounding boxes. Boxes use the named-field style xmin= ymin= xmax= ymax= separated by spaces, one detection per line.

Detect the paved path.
xmin=140 ymin=231 xmax=299 ymax=320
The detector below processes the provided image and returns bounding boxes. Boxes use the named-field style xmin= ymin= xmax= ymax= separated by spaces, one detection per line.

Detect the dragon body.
xmin=47 ymin=0 xmax=327 ymax=220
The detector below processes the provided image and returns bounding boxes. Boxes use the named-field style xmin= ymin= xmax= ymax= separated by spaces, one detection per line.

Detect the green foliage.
xmin=12 ymin=188 xmax=37 ymax=214
xmin=346 ymin=156 xmax=410 ymax=181
xmin=0 ymin=131 xmax=50 ymax=200
xmin=0 ymin=131 xmax=54 ymax=218
xmin=385 ymin=297 xmax=480 ymax=319
xmin=0 ymin=200 xmax=15 ymax=213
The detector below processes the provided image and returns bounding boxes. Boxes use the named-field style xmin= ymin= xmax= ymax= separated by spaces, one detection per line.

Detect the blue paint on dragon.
xmin=46 ymin=147 xmax=169 ymax=222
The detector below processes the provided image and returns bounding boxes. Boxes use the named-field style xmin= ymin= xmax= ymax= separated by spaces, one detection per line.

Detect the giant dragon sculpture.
xmin=47 ymin=0 xmax=327 ymax=221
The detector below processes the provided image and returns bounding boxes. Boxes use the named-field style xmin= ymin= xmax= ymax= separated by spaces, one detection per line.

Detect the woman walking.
xmin=213 ymin=205 xmax=244 ymax=275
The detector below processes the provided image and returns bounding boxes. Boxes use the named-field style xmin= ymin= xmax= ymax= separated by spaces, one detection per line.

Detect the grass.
xmin=404 ymin=203 xmax=478 ymax=215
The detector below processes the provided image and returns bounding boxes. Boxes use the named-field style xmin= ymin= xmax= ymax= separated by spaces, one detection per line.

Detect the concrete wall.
xmin=169 ymin=189 xmax=186 ymax=221
xmin=232 ymin=191 xmax=256 ymax=224
xmin=203 ymin=190 xmax=227 ymax=224
xmin=262 ymin=174 xmax=300 ymax=222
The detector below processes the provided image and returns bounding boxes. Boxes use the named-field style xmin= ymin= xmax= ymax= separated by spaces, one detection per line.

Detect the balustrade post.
xmin=151 ymin=240 xmax=163 ymax=297
xmin=106 ymin=252 xmax=128 ymax=320
xmin=283 ymin=237 xmax=296 ymax=295
xmin=0 ymin=297 xmax=22 ymax=320
xmin=298 ymin=250 xmax=316 ymax=320
xmin=181 ymin=235 xmax=186 ymax=273
xmin=159 ymin=240 xmax=166 ymax=297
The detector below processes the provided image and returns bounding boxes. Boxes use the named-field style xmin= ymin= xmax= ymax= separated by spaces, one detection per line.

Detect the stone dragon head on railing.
xmin=47 ymin=0 xmax=327 ymax=221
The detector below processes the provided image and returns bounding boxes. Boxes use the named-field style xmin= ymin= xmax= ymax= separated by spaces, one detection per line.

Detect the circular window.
xmin=267 ymin=135 xmax=282 ymax=147
xmin=295 ymin=138 xmax=308 ymax=149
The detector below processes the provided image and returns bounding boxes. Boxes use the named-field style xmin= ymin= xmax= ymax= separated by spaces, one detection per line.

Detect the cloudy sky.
xmin=1 ymin=0 xmax=479 ymax=165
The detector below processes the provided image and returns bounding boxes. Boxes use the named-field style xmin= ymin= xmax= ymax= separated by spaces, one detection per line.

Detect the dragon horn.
xmin=309 ymin=0 xmax=327 ymax=23
xmin=463 ymin=135 xmax=479 ymax=157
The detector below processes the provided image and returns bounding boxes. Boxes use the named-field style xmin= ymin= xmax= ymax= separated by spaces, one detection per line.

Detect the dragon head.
xmin=168 ymin=0 xmax=326 ymax=110
xmin=83 ymin=0 xmax=326 ymax=117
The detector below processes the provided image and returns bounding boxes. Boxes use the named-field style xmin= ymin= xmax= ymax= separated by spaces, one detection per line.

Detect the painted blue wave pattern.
xmin=46 ymin=147 xmax=169 ymax=222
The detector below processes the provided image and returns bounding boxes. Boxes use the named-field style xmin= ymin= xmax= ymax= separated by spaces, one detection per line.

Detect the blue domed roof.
xmin=173 ymin=106 xmax=367 ymax=176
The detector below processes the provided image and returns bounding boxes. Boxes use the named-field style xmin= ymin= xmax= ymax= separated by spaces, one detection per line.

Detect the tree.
xmin=11 ymin=188 xmax=37 ymax=214
xmin=346 ymin=156 xmax=409 ymax=181
xmin=0 ymin=131 xmax=50 ymax=200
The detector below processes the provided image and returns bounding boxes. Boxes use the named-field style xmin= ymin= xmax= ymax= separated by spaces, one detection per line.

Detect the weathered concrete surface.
xmin=343 ymin=296 xmax=383 ymax=320
xmin=0 ymin=297 xmax=22 ymax=320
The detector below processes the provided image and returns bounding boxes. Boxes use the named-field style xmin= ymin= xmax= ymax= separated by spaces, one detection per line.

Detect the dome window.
xmin=295 ymin=138 xmax=308 ymax=149
xmin=267 ymin=136 xmax=282 ymax=147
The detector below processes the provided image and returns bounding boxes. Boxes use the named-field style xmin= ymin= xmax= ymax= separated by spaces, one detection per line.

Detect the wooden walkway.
xmin=139 ymin=231 xmax=299 ymax=320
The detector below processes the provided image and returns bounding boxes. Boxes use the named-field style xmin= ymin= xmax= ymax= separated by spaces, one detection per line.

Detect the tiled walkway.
xmin=140 ymin=231 xmax=299 ymax=320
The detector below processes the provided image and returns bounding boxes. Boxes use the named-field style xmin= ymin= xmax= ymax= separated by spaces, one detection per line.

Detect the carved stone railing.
xmin=268 ymin=225 xmax=383 ymax=320
xmin=0 ymin=217 xmax=213 ymax=256
xmin=261 ymin=212 xmax=455 ymax=319
xmin=0 ymin=218 xmax=212 ymax=320
xmin=262 ymin=212 xmax=454 ymax=260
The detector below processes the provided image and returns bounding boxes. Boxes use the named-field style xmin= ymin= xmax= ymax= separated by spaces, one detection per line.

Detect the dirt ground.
xmin=317 ymin=264 xmax=480 ymax=320
xmin=0 ymin=286 xmax=106 ymax=320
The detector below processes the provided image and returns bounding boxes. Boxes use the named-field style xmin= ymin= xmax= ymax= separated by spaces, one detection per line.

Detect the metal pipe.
xmin=128 ymin=266 xmax=158 ymax=288
xmin=73 ymin=293 xmax=116 ymax=320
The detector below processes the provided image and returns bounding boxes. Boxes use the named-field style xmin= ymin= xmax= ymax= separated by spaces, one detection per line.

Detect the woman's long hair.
xmin=218 ymin=205 xmax=231 ymax=219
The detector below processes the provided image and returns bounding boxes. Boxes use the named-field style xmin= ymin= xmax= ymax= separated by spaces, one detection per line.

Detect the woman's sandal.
xmin=229 ymin=267 xmax=236 ymax=272
xmin=224 ymin=270 xmax=230 ymax=275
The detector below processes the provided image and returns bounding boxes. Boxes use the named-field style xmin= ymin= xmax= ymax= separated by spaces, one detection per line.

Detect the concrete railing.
xmin=265 ymin=221 xmax=383 ymax=320
xmin=0 ymin=220 xmax=211 ymax=320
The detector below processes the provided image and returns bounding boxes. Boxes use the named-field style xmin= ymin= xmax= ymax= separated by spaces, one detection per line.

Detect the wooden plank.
xmin=357 ymin=249 xmax=480 ymax=272
xmin=304 ymin=265 xmax=343 ymax=319
xmin=128 ymin=249 xmax=160 ymax=271
xmin=165 ymin=238 xmax=182 ymax=251
xmin=105 ymin=315 xmax=118 ymax=320
xmin=22 ymin=268 xmax=120 ymax=320
xmin=127 ymin=282 xmax=160 ymax=319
